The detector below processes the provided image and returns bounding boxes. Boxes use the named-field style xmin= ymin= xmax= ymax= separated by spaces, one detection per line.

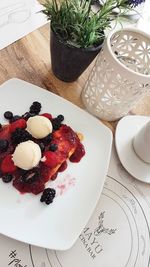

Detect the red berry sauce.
xmin=0 ymin=111 xmax=85 ymax=197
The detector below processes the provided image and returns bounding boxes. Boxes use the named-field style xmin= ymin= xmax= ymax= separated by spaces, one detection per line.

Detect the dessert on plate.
xmin=0 ymin=102 xmax=85 ymax=204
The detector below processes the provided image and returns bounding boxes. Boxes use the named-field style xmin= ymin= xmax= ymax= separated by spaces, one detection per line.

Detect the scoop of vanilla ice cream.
xmin=26 ymin=115 xmax=53 ymax=139
xmin=12 ymin=140 xmax=41 ymax=170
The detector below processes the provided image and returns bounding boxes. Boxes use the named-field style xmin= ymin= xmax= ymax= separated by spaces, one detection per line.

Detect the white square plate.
xmin=0 ymin=78 xmax=112 ymax=250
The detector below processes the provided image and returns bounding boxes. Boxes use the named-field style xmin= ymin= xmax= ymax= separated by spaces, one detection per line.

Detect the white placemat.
xmin=0 ymin=0 xmax=47 ymax=50
xmin=0 ymin=0 xmax=149 ymax=51
xmin=0 ymin=143 xmax=149 ymax=267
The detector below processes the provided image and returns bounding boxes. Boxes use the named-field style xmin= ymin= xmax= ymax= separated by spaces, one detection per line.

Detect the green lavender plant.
xmin=42 ymin=0 xmax=145 ymax=48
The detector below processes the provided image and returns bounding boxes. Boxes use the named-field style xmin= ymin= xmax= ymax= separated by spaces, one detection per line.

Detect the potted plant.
xmin=42 ymin=0 xmax=145 ymax=82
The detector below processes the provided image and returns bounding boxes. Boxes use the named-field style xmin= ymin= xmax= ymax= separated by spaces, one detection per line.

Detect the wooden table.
xmin=0 ymin=22 xmax=150 ymax=133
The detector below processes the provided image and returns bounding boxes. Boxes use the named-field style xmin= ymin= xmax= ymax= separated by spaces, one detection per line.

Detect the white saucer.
xmin=115 ymin=115 xmax=150 ymax=184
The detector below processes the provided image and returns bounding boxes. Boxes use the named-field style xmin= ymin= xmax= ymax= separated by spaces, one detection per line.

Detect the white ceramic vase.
xmin=82 ymin=28 xmax=150 ymax=121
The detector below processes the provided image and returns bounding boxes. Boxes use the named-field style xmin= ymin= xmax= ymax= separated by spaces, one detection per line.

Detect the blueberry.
xmin=4 ymin=111 xmax=13 ymax=120
xmin=52 ymin=118 xmax=61 ymax=131
xmin=2 ymin=174 xmax=13 ymax=183
xmin=0 ymin=139 xmax=9 ymax=152
xmin=57 ymin=114 xmax=64 ymax=122
xmin=49 ymin=143 xmax=58 ymax=152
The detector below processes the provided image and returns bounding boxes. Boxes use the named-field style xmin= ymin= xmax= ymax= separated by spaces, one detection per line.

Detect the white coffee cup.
xmin=133 ymin=121 xmax=150 ymax=164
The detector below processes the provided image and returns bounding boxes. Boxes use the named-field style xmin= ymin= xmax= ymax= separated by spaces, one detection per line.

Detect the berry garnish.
xmin=0 ymin=139 xmax=9 ymax=152
xmin=11 ymin=128 xmax=32 ymax=144
xmin=49 ymin=143 xmax=58 ymax=152
xmin=42 ymin=151 xmax=59 ymax=168
xmin=20 ymin=168 xmax=40 ymax=184
xmin=51 ymin=118 xmax=61 ymax=131
xmin=42 ymin=133 xmax=52 ymax=145
xmin=41 ymin=113 xmax=52 ymax=120
xmin=0 ymin=124 xmax=2 ymax=129
xmin=40 ymin=188 xmax=56 ymax=205
xmin=0 ymin=125 xmax=10 ymax=140
xmin=22 ymin=112 xmax=35 ymax=120
xmin=0 ymin=103 xmax=85 ymax=200
xmin=29 ymin=101 xmax=41 ymax=115
xmin=10 ymin=119 xmax=27 ymax=133
xmin=39 ymin=142 xmax=45 ymax=152
xmin=10 ymin=115 xmax=21 ymax=122
xmin=2 ymin=173 xmax=13 ymax=183
xmin=4 ymin=111 xmax=13 ymax=120
xmin=19 ymin=169 xmax=27 ymax=176
xmin=13 ymin=175 xmax=45 ymax=195
xmin=1 ymin=154 xmax=17 ymax=173
xmin=57 ymin=114 xmax=64 ymax=122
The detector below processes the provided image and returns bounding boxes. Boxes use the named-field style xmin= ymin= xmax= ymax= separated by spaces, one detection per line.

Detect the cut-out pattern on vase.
xmin=82 ymin=29 xmax=150 ymax=121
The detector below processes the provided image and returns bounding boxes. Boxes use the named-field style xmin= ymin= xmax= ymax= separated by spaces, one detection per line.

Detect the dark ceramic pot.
xmin=50 ymin=27 xmax=104 ymax=82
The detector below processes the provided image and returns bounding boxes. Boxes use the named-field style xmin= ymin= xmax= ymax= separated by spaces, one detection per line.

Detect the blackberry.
xmin=42 ymin=133 xmax=52 ymax=145
xmin=49 ymin=143 xmax=58 ymax=152
xmin=57 ymin=114 xmax=64 ymax=122
xmin=0 ymin=124 xmax=2 ymax=129
xmin=0 ymin=139 xmax=9 ymax=152
xmin=40 ymin=188 xmax=56 ymax=205
xmin=4 ymin=111 xmax=13 ymax=120
xmin=2 ymin=174 xmax=13 ymax=183
xmin=20 ymin=168 xmax=40 ymax=184
xmin=11 ymin=128 xmax=32 ymax=144
xmin=52 ymin=118 xmax=61 ymax=131
xmin=29 ymin=101 xmax=41 ymax=115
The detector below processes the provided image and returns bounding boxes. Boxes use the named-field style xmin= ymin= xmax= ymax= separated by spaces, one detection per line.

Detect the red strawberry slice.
xmin=10 ymin=119 xmax=27 ymax=133
xmin=0 ymin=125 xmax=10 ymax=140
xmin=1 ymin=154 xmax=17 ymax=173
xmin=42 ymin=151 xmax=60 ymax=168
xmin=40 ymin=113 xmax=52 ymax=120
